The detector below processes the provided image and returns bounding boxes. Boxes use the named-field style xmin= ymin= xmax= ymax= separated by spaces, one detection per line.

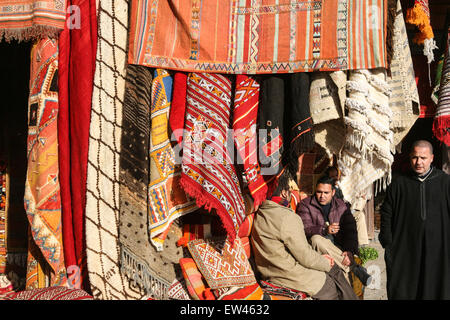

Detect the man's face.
xmin=315 ymin=183 xmax=335 ymax=205
xmin=410 ymin=146 xmax=434 ymax=175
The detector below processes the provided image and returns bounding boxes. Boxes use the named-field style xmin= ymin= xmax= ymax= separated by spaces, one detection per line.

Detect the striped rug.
xmin=128 ymin=0 xmax=388 ymax=74
xmin=0 ymin=0 xmax=67 ymax=41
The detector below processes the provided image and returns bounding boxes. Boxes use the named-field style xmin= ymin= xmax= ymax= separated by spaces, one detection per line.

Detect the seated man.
xmin=251 ymin=173 xmax=357 ymax=300
xmin=296 ymin=175 xmax=371 ymax=285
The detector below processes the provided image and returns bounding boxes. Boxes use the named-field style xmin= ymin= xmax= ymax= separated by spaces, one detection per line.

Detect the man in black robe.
xmin=379 ymin=140 xmax=450 ymax=299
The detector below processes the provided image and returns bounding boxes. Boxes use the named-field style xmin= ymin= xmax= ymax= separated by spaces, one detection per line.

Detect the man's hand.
xmin=327 ymin=222 xmax=340 ymax=235
xmin=322 ymin=254 xmax=335 ymax=267
xmin=341 ymin=251 xmax=354 ymax=267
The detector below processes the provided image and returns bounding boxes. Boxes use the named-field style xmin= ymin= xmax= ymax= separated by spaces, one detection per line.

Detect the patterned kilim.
xmin=128 ymin=0 xmax=388 ymax=74
xmin=387 ymin=0 xmax=420 ymax=148
xmin=433 ymin=26 xmax=450 ymax=146
xmin=0 ymin=161 xmax=6 ymax=274
xmin=85 ymin=0 xmax=146 ymax=300
xmin=1 ymin=286 xmax=93 ymax=300
xmin=180 ymin=73 xmax=246 ymax=243
xmin=259 ymin=280 xmax=310 ymax=300
xmin=168 ymin=277 xmax=190 ymax=300
xmin=0 ymin=0 xmax=67 ymax=41
xmin=232 ymin=75 xmax=268 ymax=208
xmin=338 ymin=69 xmax=393 ymax=209
xmin=119 ymin=66 xmax=187 ymax=300
xmin=149 ymin=69 xmax=197 ymax=251
xmin=187 ymin=238 xmax=256 ymax=290
xmin=24 ymin=38 xmax=67 ymax=289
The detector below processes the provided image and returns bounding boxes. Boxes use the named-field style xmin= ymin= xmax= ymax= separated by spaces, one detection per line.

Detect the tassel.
xmin=432 ymin=116 xmax=450 ymax=146
xmin=406 ymin=3 xmax=434 ymax=45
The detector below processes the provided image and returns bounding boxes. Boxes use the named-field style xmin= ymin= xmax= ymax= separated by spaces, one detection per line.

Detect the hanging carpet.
xmin=433 ymin=26 xmax=450 ymax=146
xmin=148 ymin=69 xmax=197 ymax=251
xmin=0 ymin=0 xmax=67 ymax=41
xmin=58 ymin=0 xmax=97 ymax=291
xmin=232 ymin=75 xmax=268 ymax=209
xmin=387 ymin=0 xmax=420 ymax=149
xmin=180 ymin=72 xmax=246 ymax=243
xmin=128 ymin=0 xmax=388 ymax=74
xmin=85 ymin=0 xmax=144 ymax=300
xmin=338 ymin=69 xmax=393 ymax=209
xmin=24 ymin=38 xmax=67 ymax=289
xmin=309 ymin=71 xmax=347 ymax=158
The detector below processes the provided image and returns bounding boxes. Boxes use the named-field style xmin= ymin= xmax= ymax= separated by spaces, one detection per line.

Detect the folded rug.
xmin=1 ymin=286 xmax=93 ymax=300
xmin=180 ymin=72 xmax=246 ymax=243
xmin=148 ymin=69 xmax=197 ymax=251
xmin=0 ymin=0 xmax=67 ymax=41
xmin=187 ymin=238 xmax=256 ymax=290
xmin=24 ymin=38 xmax=67 ymax=289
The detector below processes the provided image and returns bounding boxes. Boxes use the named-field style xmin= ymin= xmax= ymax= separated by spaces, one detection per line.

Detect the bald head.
xmin=410 ymin=140 xmax=434 ymax=175
xmin=410 ymin=140 xmax=433 ymax=155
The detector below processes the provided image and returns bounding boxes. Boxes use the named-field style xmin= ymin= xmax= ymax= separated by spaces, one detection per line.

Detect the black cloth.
xmin=379 ymin=167 xmax=450 ymax=300
xmin=257 ymin=74 xmax=314 ymax=180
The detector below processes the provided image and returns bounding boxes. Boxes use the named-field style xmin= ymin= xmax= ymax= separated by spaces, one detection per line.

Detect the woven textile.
xmin=1 ymin=286 xmax=93 ymax=300
xmin=187 ymin=238 xmax=256 ymax=290
xmin=168 ymin=277 xmax=190 ymax=300
xmin=338 ymin=69 xmax=393 ymax=208
xmin=179 ymin=257 xmax=210 ymax=300
xmin=216 ymin=283 xmax=267 ymax=300
xmin=309 ymin=71 xmax=347 ymax=157
xmin=237 ymin=213 xmax=254 ymax=238
xmin=259 ymin=280 xmax=310 ymax=300
xmin=287 ymin=72 xmax=314 ymax=177
xmin=177 ymin=223 xmax=212 ymax=248
xmin=0 ymin=162 xmax=6 ymax=274
xmin=119 ymin=64 xmax=184 ymax=300
xmin=128 ymin=0 xmax=388 ymax=74
xmin=258 ymin=75 xmax=286 ymax=178
xmin=169 ymin=72 xmax=188 ymax=146
xmin=58 ymin=0 xmax=97 ymax=291
xmin=24 ymin=38 xmax=66 ymax=288
xmin=149 ymin=69 xmax=197 ymax=251
xmin=180 ymin=73 xmax=245 ymax=243
xmin=232 ymin=75 xmax=268 ymax=208
xmin=387 ymin=0 xmax=420 ymax=148
xmin=0 ymin=0 xmax=66 ymax=41
xmin=433 ymin=26 xmax=450 ymax=146
xmin=85 ymin=0 xmax=145 ymax=300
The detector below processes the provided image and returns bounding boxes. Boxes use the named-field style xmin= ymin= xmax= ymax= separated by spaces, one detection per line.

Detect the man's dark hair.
xmin=316 ymin=175 xmax=335 ymax=187
xmin=271 ymin=170 xmax=291 ymax=197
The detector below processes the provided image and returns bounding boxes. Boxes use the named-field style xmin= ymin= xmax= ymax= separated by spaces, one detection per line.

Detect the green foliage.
xmin=358 ymin=246 xmax=379 ymax=265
